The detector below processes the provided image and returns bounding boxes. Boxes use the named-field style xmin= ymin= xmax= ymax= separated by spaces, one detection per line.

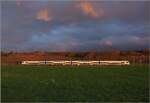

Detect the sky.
xmin=1 ymin=0 xmax=150 ymax=52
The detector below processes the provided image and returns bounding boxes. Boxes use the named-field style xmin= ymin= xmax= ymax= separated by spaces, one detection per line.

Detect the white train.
xmin=21 ymin=60 xmax=130 ymax=65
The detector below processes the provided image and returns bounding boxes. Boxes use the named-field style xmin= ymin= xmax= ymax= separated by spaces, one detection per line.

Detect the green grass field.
xmin=1 ymin=65 xmax=149 ymax=102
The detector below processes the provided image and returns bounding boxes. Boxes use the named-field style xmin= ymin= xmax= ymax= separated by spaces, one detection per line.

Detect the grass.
xmin=1 ymin=65 xmax=149 ymax=102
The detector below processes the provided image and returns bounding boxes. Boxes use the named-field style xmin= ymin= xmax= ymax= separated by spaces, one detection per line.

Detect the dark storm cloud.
xmin=1 ymin=0 xmax=149 ymax=51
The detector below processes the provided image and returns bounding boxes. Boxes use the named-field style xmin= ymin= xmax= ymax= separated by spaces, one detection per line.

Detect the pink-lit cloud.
xmin=16 ymin=0 xmax=22 ymax=6
xmin=36 ymin=8 xmax=51 ymax=22
xmin=76 ymin=1 xmax=103 ymax=18
xmin=104 ymin=40 xmax=112 ymax=46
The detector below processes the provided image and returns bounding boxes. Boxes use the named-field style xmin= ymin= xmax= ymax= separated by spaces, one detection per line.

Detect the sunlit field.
xmin=1 ymin=65 xmax=149 ymax=102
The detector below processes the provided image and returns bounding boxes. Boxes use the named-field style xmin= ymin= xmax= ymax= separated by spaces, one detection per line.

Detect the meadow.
xmin=1 ymin=65 xmax=149 ymax=102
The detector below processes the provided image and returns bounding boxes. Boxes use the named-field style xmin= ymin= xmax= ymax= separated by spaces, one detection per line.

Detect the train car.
xmin=64 ymin=61 xmax=71 ymax=65
xmin=46 ymin=61 xmax=55 ymax=65
xmin=100 ymin=61 xmax=130 ymax=65
xmin=21 ymin=61 xmax=46 ymax=65
xmin=90 ymin=61 xmax=100 ymax=65
xmin=78 ymin=61 xmax=91 ymax=65
xmin=72 ymin=61 xmax=80 ymax=65
xmin=51 ymin=61 xmax=65 ymax=65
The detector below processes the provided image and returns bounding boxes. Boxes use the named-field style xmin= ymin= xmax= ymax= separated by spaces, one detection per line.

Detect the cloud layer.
xmin=1 ymin=1 xmax=149 ymax=51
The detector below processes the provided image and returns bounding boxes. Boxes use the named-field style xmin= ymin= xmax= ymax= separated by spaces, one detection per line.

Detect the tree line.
xmin=1 ymin=49 xmax=149 ymax=65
